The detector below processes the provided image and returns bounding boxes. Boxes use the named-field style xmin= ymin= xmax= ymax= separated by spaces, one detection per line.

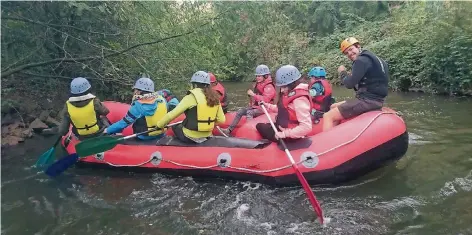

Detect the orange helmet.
xmin=340 ymin=37 xmax=360 ymax=53
xmin=208 ymin=72 xmax=217 ymax=83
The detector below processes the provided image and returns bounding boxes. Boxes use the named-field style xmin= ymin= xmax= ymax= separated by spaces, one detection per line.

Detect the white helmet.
xmin=190 ymin=71 xmax=210 ymax=85
xmin=133 ymin=77 xmax=155 ymax=92
xmin=70 ymin=77 xmax=91 ymax=94
xmin=255 ymin=64 xmax=270 ymax=76
xmin=275 ymin=65 xmax=301 ymax=87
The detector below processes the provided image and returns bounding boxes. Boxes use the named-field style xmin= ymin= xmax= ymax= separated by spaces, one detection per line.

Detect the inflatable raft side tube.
xmin=75 ymin=130 xmax=408 ymax=186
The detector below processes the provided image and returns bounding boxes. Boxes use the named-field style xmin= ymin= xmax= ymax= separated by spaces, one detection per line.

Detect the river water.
xmin=2 ymin=83 xmax=472 ymax=235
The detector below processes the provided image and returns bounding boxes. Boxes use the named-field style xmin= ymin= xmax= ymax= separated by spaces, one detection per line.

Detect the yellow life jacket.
xmin=132 ymin=95 xmax=168 ymax=136
xmin=66 ymin=99 xmax=100 ymax=136
xmin=183 ymin=88 xmax=220 ymax=132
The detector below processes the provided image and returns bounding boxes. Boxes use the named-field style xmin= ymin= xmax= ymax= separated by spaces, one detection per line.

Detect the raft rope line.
xmin=100 ymin=160 xmax=153 ymax=168
xmin=316 ymin=111 xmax=397 ymax=157
xmin=95 ymin=111 xmax=400 ymax=173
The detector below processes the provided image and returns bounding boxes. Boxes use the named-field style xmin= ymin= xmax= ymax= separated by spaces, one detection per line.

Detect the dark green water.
xmin=2 ymin=83 xmax=472 ymax=234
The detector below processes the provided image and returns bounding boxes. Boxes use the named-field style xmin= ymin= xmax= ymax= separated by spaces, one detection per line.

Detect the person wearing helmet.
xmin=256 ymin=65 xmax=313 ymax=142
xmin=52 ymin=77 xmax=110 ymax=139
xmin=155 ymin=71 xmax=226 ymax=144
xmin=323 ymin=37 xmax=389 ymax=131
xmin=208 ymin=72 xmax=228 ymax=113
xmin=157 ymin=89 xmax=180 ymax=112
xmin=105 ymin=76 xmax=168 ymax=140
xmin=308 ymin=66 xmax=334 ymax=114
xmin=217 ymin=64 xmax=275 ymax=137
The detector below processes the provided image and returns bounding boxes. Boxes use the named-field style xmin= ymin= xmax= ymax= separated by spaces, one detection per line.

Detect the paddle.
xmin=35 ymin=136 xmax=62 ymax=168
xmin=76 ymin=121 xmax=183 ymax=157
xmin=260 ymin=104 xmax=324 ymax=224
xmin=44 ymin=153 xmax=79 ymax=177
xmin=44 ymin=121 xmax=183 ymax=177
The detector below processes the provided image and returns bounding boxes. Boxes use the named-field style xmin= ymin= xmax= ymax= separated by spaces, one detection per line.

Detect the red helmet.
xmin=208 ymin=72 xmax=217 ymax=83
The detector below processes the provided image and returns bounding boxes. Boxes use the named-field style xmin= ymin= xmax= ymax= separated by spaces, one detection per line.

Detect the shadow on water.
xmin=2 ymin=84 xmax=472 ymax=234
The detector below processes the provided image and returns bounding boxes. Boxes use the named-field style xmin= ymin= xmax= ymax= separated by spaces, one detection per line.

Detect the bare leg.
xmin=218 ymin=107 xmax=252 ymax=136
xmin=322 ymin=107 xmax=345 ymax=132
xmin=329 ymin=101 xmax=346 ymax=110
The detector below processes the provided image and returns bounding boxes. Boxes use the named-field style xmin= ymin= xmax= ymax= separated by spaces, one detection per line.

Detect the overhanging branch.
xmin=2 ymin=16 xmax=122 ymax=36
xmin=1 ymin=11 xmax=225 ymax=78
xmin=2 ymin=29 xmax=196 ymax=78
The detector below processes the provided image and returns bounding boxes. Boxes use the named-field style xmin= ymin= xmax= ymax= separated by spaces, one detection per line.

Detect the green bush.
xmin=304 ymin=2 xmax=472 ymax=96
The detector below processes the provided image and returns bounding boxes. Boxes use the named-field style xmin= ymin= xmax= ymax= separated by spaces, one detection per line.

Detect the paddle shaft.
xmin=52 ymin=135 xmax=62 ymax=147
xmin=260 ymin=104 xmax=324 ymax=224
xmin=35 ymin=135 xmax=63 ymax=167
xmin=46 ymin=121 xmax=184 ymax=177
xmin=122 ymin=121 xmax=183 ymax=140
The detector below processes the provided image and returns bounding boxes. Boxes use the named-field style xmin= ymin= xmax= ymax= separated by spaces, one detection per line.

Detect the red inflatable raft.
xmin=62 ymin=101 xmax=409 ymax=186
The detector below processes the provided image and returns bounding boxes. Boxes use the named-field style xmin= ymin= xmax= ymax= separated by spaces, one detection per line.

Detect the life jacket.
xmin=356 ymin=50 xmax=389 ymax=101
xmin=66 ymin=99 xmax=101 ymax=136
xmin=252 ymin=78 xmax=275 ymax=105
xmin=275 ymin=87 xmax=312 ymax=128
xmin=183 ymin=88 xmax=220 ymax=132
xmin=132 ymin=96 xmax=168 ymax=136
xmin=309 ymin=78 xmax=333 ymax=112
xmin=159 ymin=89 xmax=177 ymax=103
xmin=212 ymin=82 xmax=227 ymax=110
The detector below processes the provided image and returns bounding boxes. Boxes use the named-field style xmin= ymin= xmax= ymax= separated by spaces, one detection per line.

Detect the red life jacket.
xmin=309 ymin=78 xmax=333 ymax=112
xmin=251 ymin=78 xmax=275 ymax=105
xmin=212 ymin=82 xmax=227 ymax=109
xmin=275 ymin=87 xmax=312 ymax=128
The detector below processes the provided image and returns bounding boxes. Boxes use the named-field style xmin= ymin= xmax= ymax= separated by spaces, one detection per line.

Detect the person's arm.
xmin=258 ymin=100 xmax=277 ymax=112
xmin=281 ymin=97 xmax=312 ymax=138
xmin=57 ymin=105 xmax=71 ymax=136
xmin=156 ymin=95 xmax=193 ymax=128
xmin=106 ymin=103 xmax=143 ymax=134
xmin=341 ymin=57 xmax=371 ymax=89
xmin=266 ymin=102 xmax=278 ymax=112
xmin=253 ymin=84 xmax=276 ymax=103
xmin=93 ymin=98 xmax=110 ymax=116
xmin=215 ymin=105 xmax=226 ymax=124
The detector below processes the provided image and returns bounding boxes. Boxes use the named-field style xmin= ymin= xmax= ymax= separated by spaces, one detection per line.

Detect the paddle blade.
xmin=35 ymin=136 xmax=62 ymax=168
xmin=44 ymin=153 xmax=79 ymax=177
xmin=75 ymin=136 xmax=121 ymax=157
xmin=294 ymin=167 xmax=324 ymax=224
xmin=35 ymin=148 xmax=55 ymax=168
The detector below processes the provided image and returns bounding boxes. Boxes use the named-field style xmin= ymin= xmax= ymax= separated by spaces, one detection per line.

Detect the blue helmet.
xmin=308 ymin=66 xmax=327 ymax=78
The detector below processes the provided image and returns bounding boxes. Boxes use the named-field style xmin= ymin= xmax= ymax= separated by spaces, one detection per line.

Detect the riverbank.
xmin=1 ymin=92 xmax=65 ymax=148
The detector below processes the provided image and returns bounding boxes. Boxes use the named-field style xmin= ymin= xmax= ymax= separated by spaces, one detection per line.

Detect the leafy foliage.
xmin=1 ymin=0 xmax=471 ymax=106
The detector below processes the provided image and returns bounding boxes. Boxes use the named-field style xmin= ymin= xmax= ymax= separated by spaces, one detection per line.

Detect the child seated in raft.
xmin=104 ymin=76 xmax=168 ymax=141
xmin=307 ymin=66 xmax=335 ymax=122
xmin=45 ymin=77 xmax=110 ymax=140
xmin=217 ymin=64 xmax=275 ymax=137
xmin=157 ymin=89 xmax=180 ymax=112
xmin=155 ymin=71 xmax=226 ymax=144
xmin=256 ymin=65 xmax=312 ymax=142
xmin=208 ymin=72 xmax=228 ymax=113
